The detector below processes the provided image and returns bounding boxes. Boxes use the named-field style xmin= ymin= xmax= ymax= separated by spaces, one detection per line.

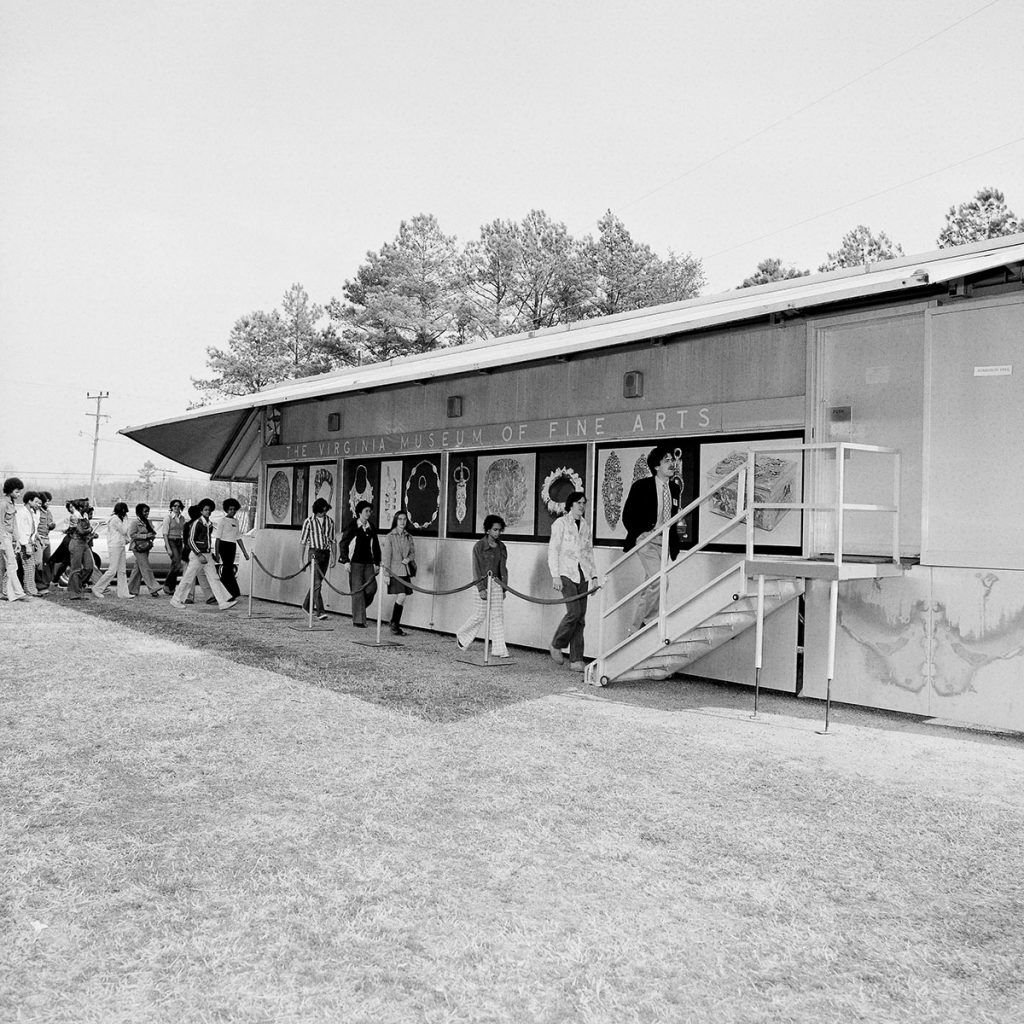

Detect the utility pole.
xmin=85 ymin=392 xmax=110 ymax=507
xmin=158 ymin=468 xmax=178 ymax=508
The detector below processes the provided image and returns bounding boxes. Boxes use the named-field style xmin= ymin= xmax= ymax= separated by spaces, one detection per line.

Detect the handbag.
xmin=408 ymin=559 xmax=417 ymax=578
xmin=134 ymin=537 xmax=154 ymax=553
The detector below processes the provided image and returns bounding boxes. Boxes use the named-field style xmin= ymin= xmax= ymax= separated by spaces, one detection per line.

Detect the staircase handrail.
xmin=595 ymin=463 xmax=748 ymax=674
xmin=592 ymin=439 xmax=902 ymax=686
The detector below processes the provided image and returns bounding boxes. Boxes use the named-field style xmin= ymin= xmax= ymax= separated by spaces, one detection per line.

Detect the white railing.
xmin=591 ymin=442 xmax=901 ymax=683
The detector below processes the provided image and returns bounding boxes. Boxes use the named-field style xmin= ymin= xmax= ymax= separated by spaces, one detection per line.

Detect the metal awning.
xmin=121 ymin=232 xmax=1024 ymax=475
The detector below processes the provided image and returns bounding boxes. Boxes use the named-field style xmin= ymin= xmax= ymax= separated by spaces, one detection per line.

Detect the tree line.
xmin=194 ymin=187 xmax=1022 ymax=403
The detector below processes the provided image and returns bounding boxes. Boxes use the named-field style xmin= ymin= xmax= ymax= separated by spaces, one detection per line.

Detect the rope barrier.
xmin=252 ymin=553 xmax=311 ymax=581
xmin=497 ymin=579 xmax=601 ymax=605
xmin=255 ymin=550 xmax=596 ymax=606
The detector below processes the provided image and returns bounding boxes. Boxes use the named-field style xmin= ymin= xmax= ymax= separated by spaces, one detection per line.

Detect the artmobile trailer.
xmin=125 ymin=232 xmax=1024 ymax=732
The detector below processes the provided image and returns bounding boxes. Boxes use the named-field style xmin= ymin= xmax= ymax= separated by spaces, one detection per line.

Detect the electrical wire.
xmin=609 ymin=0 xmax=1005 ymax=218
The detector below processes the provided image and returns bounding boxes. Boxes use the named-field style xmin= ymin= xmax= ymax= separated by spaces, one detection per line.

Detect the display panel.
xmin=594 ymin=440 xmax=696 ymax=548
xmin=476 ymin=451 xmax=537 ymax=537
xmin=697 ymin=431 xmax=803 ymax=553
xmin=447 ymin=454 xmax=477 ymax=537
xmin=379 ymin=460 xmax=404 ymax=529
xmin=308 ymin=463 xmax=337 ymax=517
xmin=402 ymin=455 xmax=442 ymax=535
xmin=265 ymin=465 xmax=294 ymax=527
xmin=535 ymin=446 xmax=587 ymax=540
xmin=342 ymin=459 xmax=381 ymax=530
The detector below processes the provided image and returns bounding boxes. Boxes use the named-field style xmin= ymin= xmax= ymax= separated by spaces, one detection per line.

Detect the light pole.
xmin=85 ymin=392 xmax=110 ymax=507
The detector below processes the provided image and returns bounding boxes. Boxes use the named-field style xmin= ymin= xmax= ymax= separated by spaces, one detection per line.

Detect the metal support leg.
xmin=753 ymin=574 xmax=765 ymax=718
xmin=820 ymin=579 xmax=839 ymax=734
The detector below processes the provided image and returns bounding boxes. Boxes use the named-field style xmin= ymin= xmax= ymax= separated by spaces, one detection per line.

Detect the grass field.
xmin=2 ymin=596 xmax=1024 ymax=1023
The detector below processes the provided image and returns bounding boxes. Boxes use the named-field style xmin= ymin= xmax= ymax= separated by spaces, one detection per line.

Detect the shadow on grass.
xmin=57 ymin=594 xmax=572 ymax=723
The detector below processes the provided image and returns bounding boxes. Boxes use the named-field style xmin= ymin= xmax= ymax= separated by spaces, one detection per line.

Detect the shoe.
xmin=221 ymin=599 xmax=239 ymax=610
xmin=36 ymin=589 xmax=50 ymax=596
xmin=121 ymin=595 xmax=137 ymax=600
xmin=184 ymin=599 xmax=195 ymax=605
xmin=163 ymin=587 xmax=175 ymax=596
xmin=316 ymin=613 xmax=329 ymax=621
xmin=169 ymin=600 xmax=185 ymax=609
xmin=390 ymin=624 xmax=405 ymax=636
xmin=568 ymin=661 xmax=586 ymax=672
xmin=495 ymin=652 xmax=511 ymax=659
xmin=353 ymin=622 xmax=366 ymax=628
xmin=206 ymin=597 xmax=218 ymax=605
xmin=150 ymin=590 xmax=163 ymax=598
xmin=91 ymin=588 xmax=105 ymax=597
xmin=548 ymin=644 xmax=564 ymax=665
xmin=456 ymin=637 xmax=470 ymax=652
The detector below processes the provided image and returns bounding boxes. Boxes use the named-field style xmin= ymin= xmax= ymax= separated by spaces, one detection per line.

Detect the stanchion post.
xmin=375 ymin=565 xmax=385 ymax=644
xmin=247 ymin=541 xmax=255 ymax=619
xmin=307 ymin=559 xmax=315 ymax=628
xmin=483 ymin=572 xmax=493 ymax=665
xmin=753 ymin=573 xmax=765 ymax=718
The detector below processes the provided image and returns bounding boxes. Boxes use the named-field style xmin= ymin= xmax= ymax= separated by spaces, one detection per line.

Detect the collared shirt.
xmin=15 ymin=505 xmax=39 ymax=548
xmin=548 ymin=514 xmax=596 ymax=581
xmin=300 ymin=513 xmax=335 ymax=551
xmin=0 ymin=495 xmax=17 ymax=540
xmin=214 ymin=514 xmax=241 ymax=544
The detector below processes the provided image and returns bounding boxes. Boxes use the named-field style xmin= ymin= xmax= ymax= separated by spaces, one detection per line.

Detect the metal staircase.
xmin=586 ymin=442 xmax=904 ymax=702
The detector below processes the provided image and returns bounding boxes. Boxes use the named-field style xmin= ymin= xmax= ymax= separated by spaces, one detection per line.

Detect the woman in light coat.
xmin=381 ymin=510 xmax=416 ymax=635
xmin=92 ymin=502 xmax=133 ymax=599
xmin=547 ymin=491 xmax=598 ymax=672
xmin=128 ymin=503 xmax=163 ymax=597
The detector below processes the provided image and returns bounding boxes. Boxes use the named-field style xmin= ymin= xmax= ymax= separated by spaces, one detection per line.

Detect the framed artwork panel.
xmin=476 ymin=450 xmax=537 ymax=537
xmin=379 ymin=460 xmax=404 ymax=529
xmin=594 ymin=440 xmax=697 ymax=547
xmin=447 ymin=454 xmax=477 ymax=537
xmin=535 ymin=446 xmax=587 ymax=539
xmin=402 ymin=455 xmax=442 ymax=536
xmin=308 ymin=463 xmax=337 ymax=518
xmin=341 ymin=459 xmax=381 ymax=530
xmin=697 ymin=432 xmax=804 ymax=552
xmin=265 ymin=465 xmax=294 ymax=527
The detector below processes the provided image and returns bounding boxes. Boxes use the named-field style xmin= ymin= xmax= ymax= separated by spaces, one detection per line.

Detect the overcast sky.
xmin=2 ymin=0 xmax=1022 ymax=481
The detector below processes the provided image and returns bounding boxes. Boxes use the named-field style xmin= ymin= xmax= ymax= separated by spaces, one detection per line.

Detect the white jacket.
xmin=106 ymin=515 xmax=131 ymax=550
xmin=547 ymin=514 xmax=596 ymax=582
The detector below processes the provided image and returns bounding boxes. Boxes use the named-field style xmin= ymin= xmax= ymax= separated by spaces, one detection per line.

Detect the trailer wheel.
xmin=600 ymin=675 xmax=610 ymax=688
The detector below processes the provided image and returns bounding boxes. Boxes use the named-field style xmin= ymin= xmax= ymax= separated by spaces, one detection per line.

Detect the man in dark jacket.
xmin=621 ymin=444 xmax=682 ymax=632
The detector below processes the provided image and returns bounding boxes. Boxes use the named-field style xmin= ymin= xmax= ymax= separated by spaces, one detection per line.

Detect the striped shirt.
xmin=300 ymin=513 xmax=335 ymax=551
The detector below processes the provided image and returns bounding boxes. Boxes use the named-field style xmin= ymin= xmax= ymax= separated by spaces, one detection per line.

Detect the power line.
xmin=607 ymin=0 xmax=1005 ymax=219
xmin=704 ymin=134 xmax=1024 ymax=261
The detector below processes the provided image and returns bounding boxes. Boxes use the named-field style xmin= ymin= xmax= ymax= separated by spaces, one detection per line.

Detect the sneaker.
xmin=316 ymin=613 xmax=329 ymax=621
xmin=169 ymin=600 xmax=185 ymax=609
xmin=548 ymin=644 xmax=564 ymax=665
xmin=221 ymin=599 xmax=239 ymax=610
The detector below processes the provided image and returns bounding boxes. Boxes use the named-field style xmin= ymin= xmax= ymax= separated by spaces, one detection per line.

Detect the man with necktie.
xmin=621 ymin=444 xmax=682 ymax=634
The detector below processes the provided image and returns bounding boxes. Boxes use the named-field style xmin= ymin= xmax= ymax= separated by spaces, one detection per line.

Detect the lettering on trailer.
xmin=262 ymin=404 xmax=723 ymax=462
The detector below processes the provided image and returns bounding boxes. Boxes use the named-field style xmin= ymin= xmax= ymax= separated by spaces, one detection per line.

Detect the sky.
xmin=2 ymin=0 xmax=1022 ymax=483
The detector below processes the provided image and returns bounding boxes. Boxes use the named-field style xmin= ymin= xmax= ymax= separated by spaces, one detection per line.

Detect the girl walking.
xmin=381 ymin=510 xmax=416 ymax=635
xmin=92 ymin=502 xmax=133 ymax=599
xmin=128 ymin=503 xmax=163 ymax=597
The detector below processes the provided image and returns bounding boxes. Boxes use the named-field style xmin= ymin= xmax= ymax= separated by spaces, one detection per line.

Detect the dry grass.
xmin=2 ymin=596 xmax=1024 ymax=1023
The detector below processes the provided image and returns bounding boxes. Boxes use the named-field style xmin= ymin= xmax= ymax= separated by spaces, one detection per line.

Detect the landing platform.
xmin=745 ymin=556 xmax=906 ymax=581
